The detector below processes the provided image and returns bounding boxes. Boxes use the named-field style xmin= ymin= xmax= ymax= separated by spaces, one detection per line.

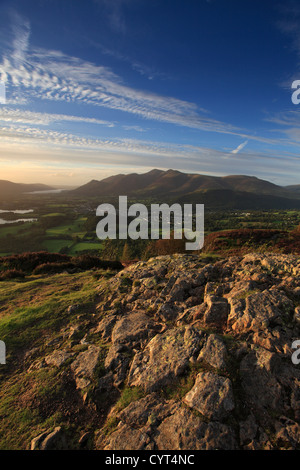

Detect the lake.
xmin=26 ymin=189 xmax=65 ymax=194
xmin=0 ymin=209 xmax=34 ymax=214
xmin=0 ymin=218 xmax=37 ymax=225
xmin=0 ymin=209 xmax=37 ymax=225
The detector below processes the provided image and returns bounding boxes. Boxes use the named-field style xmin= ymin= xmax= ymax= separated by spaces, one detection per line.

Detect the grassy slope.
xmin=0 ymin=269 xmax=113 ymax=449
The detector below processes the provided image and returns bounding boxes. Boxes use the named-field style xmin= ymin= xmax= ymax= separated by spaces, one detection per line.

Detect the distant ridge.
xmin=0 ymin=180 xmax=54 ymax=198
xmin=67 ymin=169 xmax=300 ymax=209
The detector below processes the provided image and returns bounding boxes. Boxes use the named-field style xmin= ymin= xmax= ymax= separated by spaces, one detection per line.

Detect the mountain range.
xmin=1 ymin=170 xmax=300 ymax=209
xmin=68 ymin=169 xmax=300 ymax=209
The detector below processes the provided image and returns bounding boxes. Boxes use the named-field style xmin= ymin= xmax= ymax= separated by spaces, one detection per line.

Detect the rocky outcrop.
xmin=127 ymin=326 xmax=201 ymax=392
xmin=29 ymin=252 xmax=300 ymax=450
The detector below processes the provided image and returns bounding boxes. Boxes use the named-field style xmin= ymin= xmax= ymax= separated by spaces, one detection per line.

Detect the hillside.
xmin=286 ymin=185 xmax=300 ymax=197
xmin=68 ymin=169 xmax=300 ymax=209
xmin=0 ymin=250 xmax=299 ymax=450
xmin=0 ymin=180 xmax=54 ymax=199
xmin=176 ymin=189 xmax=300 ymax=209
xmin=68 ymin=169 xmax=298 ymax=198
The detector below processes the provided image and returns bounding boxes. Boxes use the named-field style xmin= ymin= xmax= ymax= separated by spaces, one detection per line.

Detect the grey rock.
xmin=118 ymin=393 xmax=179 ymax=428
xmin=240 ymin=348 xmax=283 ymax=413
xmin=197 ymin=334 xmax=228 ymax=370
xmin=228 ymin=289 xmax=293 ymax=333
xmin=95 ymin=313 xmax=119 ymax=341
xmin=31 ymin=427 xmax=67 ymax=450
xmin=183 ymin=371 xmax=235 ymax=420
xmin=128 ymin=326 xmax=201 ymax=392
xmin=45 ymin=349 xmax=73 ymax=368
xmin=203 ymin=295 xmax=229 ymax=327
xmin=71 ymin=345 xmax=101 ymax=389
xmin=111 ymin=310 xmax=159 ymax=347
xmin=103 ymin=422 xmax=152 ymax=450
xmin=155 ymin=407 xmax=237 ymax=450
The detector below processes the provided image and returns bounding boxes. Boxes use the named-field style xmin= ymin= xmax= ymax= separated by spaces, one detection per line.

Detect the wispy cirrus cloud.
xmin=0 ymin=107 xmax=115 ymax=127
xmin=2 ymin=48 xmax=227 ymax=133
xmin=2 ymin=10 xmax=297 ymax=150
xmin=10 ymin=11 xmax=30 ymax=67
xmin=264 ymin=108 xmax=300 ymax=142
xmin=0 ymin=12 xmax=245 ymax=137
xmin=94 ymin=0 xmax=136 ymax=34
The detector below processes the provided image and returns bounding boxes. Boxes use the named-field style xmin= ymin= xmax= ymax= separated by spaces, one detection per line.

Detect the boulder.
xmin=155 ymin=407 xmax=237 ymax=450
xmin=183 ymin=371 xmax=235 ymax=420
xmin=197 ymin=334 xmax=228 ymax=370
xmin=127 ymin=326 xmax=201 ymax=392
xmin=71 ymin=345 xmax=101 ymax=389
xmin=111 ymin=310 xmax=160 ymax=347
xmin=31 ymin=427 xmax=67 ymax=450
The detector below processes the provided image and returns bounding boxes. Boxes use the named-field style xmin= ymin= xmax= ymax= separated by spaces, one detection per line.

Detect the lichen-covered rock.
xmin=103 ymin=422 xmax=153 ymax=450
xmin=45 ymin=349 xmax=73 ymax=368
xmin=154 ymin=407 xmax=238 ymax=450
xmin=183 ymin=371 xmax=235 ymax=420
xmin=111 ymin=311 xmax=160 ymax=347
xmin=71 ymin=345 xmax=101 ymax=389
xmin=227 ymin=289 xmax=293 ymax=333
xmin=127 ymin=326 xmax=201 ymax=392
xmin=197 ymin=334 xmax=228 ymax=369
xmin=102 ymin=396 xmax=238 ymax=451
xmin=202 ymin=295 xmax=229 ymax=327
xmin=118 ymin=393 xmax=179 ymax=428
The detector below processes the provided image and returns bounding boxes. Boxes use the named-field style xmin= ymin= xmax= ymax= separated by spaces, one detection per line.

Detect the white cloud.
xmin=10 ymin=11 xmax=30 ymax=66
xmin=1 ymin=122 xmax=300 ymax=183
xmin=0 ymin=48 xmax=247 ymax=136
xmin=0 ymin=107 xmax=115 ymax=127
xmin=231 ymin=140 xmax=248 ymax=154
xmin=0 ymin=13 xmax=244 ymax=137
xmin=1 ymin=12 xmax=295 ymax=149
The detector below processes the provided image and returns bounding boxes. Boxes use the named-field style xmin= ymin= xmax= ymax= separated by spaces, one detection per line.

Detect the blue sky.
xmin=1 ymin=0 xmax=300 ymax=186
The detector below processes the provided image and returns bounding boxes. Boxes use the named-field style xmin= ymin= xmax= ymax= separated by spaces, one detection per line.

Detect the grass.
xmin=45 ymin=217 xmax=87 ymax=237
xmin=69 ymin=242 xmax=103 ymax=255
xmin=0 ymin=367 xmax=68 ymax=450
xmin=234 ymin=289 xmax=260 ymax=300
xmin=114 ymin=386 xmax=145 ymax=413
xmin=0 ymin=271 xmax=103 ymax=352
xmin=41 ymin=212 xmax=65 ymax=217
xmin=0 ymin=222 xmax=35 ymax=238
xmin=42 ymin=239 xmax=74 ymax=253
xmin=0 ymin=268 xmax=117 ymax=449
xmin=101 ymin=386 xmax=145 ymax=437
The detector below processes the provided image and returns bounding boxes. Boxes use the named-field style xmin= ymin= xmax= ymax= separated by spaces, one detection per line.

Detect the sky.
xmin=1 ymin=0 xmax=300 ymax=187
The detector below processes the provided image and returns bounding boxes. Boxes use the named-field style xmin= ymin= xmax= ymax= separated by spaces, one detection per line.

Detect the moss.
xmin=234 ymin=289 xmax=260 ymax=300
xmin=114 ymin=386 xmax=145 ymax=413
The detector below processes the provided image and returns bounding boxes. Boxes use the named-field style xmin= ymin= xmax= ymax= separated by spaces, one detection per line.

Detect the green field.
xmin=45 ymin=217 xmax=87 ymax=238
xmin=0 ymin=222 xmax=36 ymax=237
xmin=69 ymin=242 xmax=103 ymax=255
xmin=41 ymin=239 xmax=74 ymax=253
